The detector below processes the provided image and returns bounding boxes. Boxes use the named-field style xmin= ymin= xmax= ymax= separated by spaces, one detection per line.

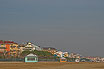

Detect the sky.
xmin=0 ymin=0 xmax=104 ymax=57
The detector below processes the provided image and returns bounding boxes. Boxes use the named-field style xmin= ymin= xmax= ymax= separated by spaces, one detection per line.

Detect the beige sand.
xmin=0 ymin=62 xmax=104 ymax=69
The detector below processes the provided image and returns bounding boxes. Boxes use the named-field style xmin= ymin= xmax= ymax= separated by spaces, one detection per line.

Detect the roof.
xmin=42 ymin=47 xmax=56 ymax=50
xmin=0 ymin=40 xmax=17 ymax=44
xmin=26 ymin=53 xmax=37 ymax=57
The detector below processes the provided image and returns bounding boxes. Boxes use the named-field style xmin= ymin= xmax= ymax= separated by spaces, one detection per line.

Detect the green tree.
xmin=21 ymin=50 xmax=54 ymax=59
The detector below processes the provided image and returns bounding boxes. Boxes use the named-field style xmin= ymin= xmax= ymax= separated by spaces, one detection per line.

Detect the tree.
xmin=21 ymin=50 xmax=54 ymax=59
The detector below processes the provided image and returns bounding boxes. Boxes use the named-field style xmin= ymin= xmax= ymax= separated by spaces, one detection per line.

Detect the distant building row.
xmin=0 ymin=40 xmax=70 ymax=58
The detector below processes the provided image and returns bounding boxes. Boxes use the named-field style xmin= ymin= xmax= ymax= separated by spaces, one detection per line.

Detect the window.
xmin=61 ymin=59 xmax=66 ymax=61
xmin=27 ymin=57 xmax=35 ymax=61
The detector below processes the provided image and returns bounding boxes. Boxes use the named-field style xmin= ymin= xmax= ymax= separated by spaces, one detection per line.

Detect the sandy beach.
xmin=0 ymin=62 xmax=104 ymax=69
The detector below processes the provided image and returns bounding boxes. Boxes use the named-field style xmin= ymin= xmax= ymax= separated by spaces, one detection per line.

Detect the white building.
xmin=55 ymin=51 xmax=63 ymax=57
xmin=32 ymin=44 xmax=42 ymax=51
xmin=69 ymin=53 xmax=81 ymax=58
xmin=101 ymin=58 xmax=104 ymax=62
xmin=55 ymin=51 xmax=69 ymax=57
xmin=21 ymin=42 xmax=42 ymax=52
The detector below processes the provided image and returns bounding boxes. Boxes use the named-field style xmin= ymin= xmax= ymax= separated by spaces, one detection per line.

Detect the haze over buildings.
xmin=0 ymin=0 xmax=104 ymax=57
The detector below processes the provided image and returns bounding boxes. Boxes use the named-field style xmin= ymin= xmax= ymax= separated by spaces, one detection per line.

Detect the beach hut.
xmin=60 ymin=57 xmax=67 ymax=62
xmin=25 ymin=53 xmax=38 ymax=62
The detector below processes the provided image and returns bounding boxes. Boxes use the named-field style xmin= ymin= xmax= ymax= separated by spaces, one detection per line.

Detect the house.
xmin=23 ymin=42 xmax=42 ymax=51
xmin=34 ymin=45 xmax=42 ymax=51
xmin=42 ymin=47 xmax=57 ymax=54
xmin=55 ymin=51 xmax=63 ymax=57
xmin=101 ymin=58 xmax=104 ymax=62
xmin=55 ymin=51 xmax=69 ymax=57
xmin=25 ymin=53 xmax=38 ymax=62
xmin=63 ymin=52 xmax=69 ymax=57
xmin=23 ymin=42 xmax=35 ymax=51
xmin=69 ymin=53 xmax=81 ymax=59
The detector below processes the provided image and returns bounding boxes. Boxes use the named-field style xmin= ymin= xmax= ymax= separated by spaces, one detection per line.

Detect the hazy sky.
xmin=0 ymin=0 xmax=104 ymax=57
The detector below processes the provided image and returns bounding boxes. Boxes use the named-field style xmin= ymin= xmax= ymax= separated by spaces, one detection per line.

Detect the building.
xmin=69 ymin=53 xmax=81 ymax=59
xmin=101 ymin=58 xmax=104 ymax=62
xmin=75 ymin=59 xmax=80 ymax=62
xmin=60 ymin=57 xmax=67 ymax=62
xmin=42 ymin=47 xmax=57 ymax=54
xmin=34 ymin=45 xmax=42 ymax=51
xmin=63 ymin=52 xmax=69 ymax=57
xmin=55 ymin=51 xmax=69 ymax=57
xmin=84 ymin=56 xmax=102 ymax=62
xmin=55 ymin=51 xmax=63 ymax=57
xmin=0 ymin=40 xmax=19 ymax=57
xmin=0 ymin=40 xmax=4 ymax=44
xmin=23 ymin=42 xmax=34 ymax=51
xmin=25 ymin=53 xmax=38 ymax=62
xmin=10 ymin=43 xmax=20 ymax=57
xmin=19 ymin=44 xmax=26 ymax=53
xmin=0 ymin=44 xmax=6 ymax=53
xmin=22 ymin=42 xmax=42 ymax=51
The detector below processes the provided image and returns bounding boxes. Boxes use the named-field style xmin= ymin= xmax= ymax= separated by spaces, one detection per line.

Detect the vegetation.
xmin=0 ymin=56 xmax=3 ymax=59
xmin=21 ymin=50 xmax=54 ymax=59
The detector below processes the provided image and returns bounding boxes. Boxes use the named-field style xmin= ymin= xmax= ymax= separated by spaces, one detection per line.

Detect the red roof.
xmin=0 ymin=40 xmax=17 ymax=44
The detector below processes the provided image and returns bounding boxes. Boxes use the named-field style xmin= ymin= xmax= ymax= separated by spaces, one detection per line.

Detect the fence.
xmin=0 ymin=58 xmax=89 ymax=62
xmin=38 ymin=59 xmax=59 ymax=62
xmin=0 ymin=58 xmax=59 ymax=62
xmin=0 ymin=58 xmax=24 ymax=62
